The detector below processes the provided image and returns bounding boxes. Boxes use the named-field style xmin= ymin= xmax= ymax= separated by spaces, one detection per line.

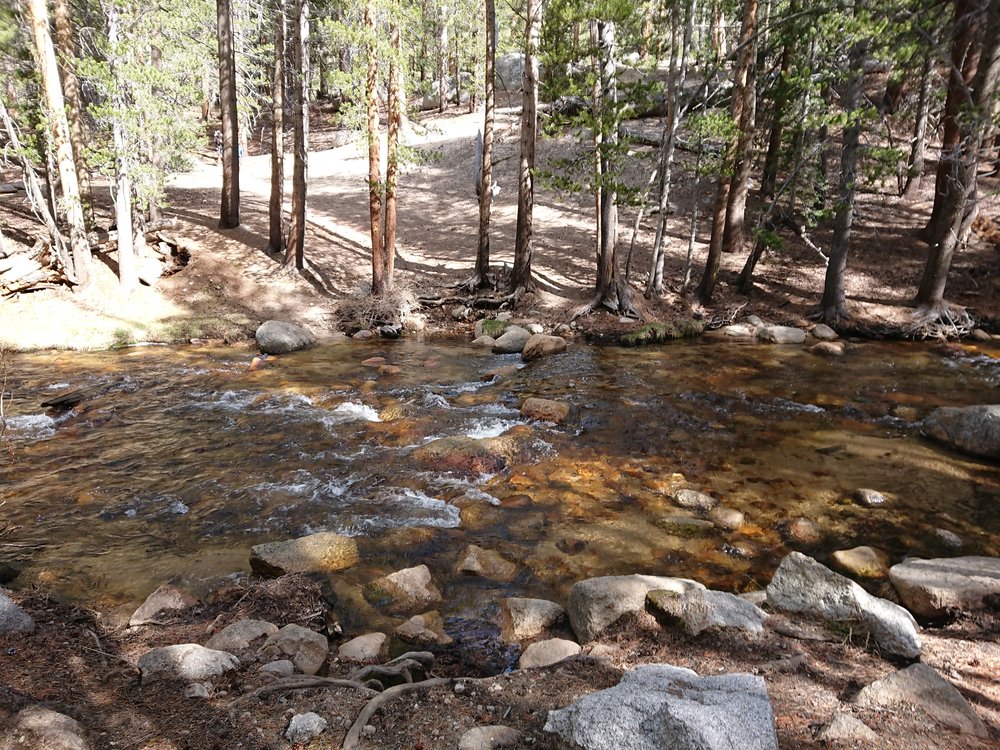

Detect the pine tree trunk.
xmin=52 ymin=0 xmax=92 ymax=231
xmin=474 ymin=0 xmax=496 ymax=286
xmin=916 ymin=0 xmax=1000 ymax=309
xmin=511 ymin=0 xmax=539 ymax=294
xmin=902 ymin=53 xmax=932 ymax=200
xmin=383 ymin=13 xmax=402 ymax=289
xmin=285 ymin=0 xmax=309 ymax=269
xmin=26 ymin=0 xmax=91 ymax=286
xmin=217 ymin=0 xmax=240 ymax=228
xmin=438 ymin=1 xmax=448 ymax=113
xmin=697 ymin=0 xmax=757 ymax=303
xmin=366 ymin=0 xmax=384 ymax=294
xmin=269 ymin=0 xmax=286 ymax=256
xmin=107 ymin=5 xmax=137 ymax=290
xmin=760 ymin=0 xmax=797 ymax=198
xmin=819 ymin=37 xmax=868 ymax=325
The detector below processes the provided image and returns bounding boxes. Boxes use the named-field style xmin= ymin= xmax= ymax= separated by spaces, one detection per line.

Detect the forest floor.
xmin=2 ymin=101 xmax=999 ymax=351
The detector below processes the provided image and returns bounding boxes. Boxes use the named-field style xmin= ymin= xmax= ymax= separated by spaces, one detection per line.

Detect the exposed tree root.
xmin=228 ymin=676 xmax=378 ymax=722
xmin=341 ymin=677 xmax=452 ymax=750
xmin=905 ymin=303 xmax=976 ymax=340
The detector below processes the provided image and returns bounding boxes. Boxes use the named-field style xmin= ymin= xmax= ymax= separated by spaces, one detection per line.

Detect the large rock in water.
xmin=888 ymin=556 xmax=1000 ymax=618
xmin=766 ymin=552 xmax=921 ymax=659
xmin=522 ymin=334 xmax=567 ymax=361
xmin=0 ymin=706 xmax=92 ymax=750
xmin=923 ymin=404 xmax=1000 ymax=460
xmin=499 ymin=597 xmax=566 ymax=641
xmin=249 ymin=531 xmax=359 ymax=576
xmin=0 ymin=589 xmax=34 ymax=634
xmin=255 ymin=320 xmax=317 ymax=354
xmin=411 ymin=428 xmax=536 ymax=477
xmin=756 ymin=325 xmax=807 ymax=344
xmin=492 ymin=326 xmax=533 ymax=354
xmin=544 ymin=664 xmax=778 ymax=750
xmin=567 ymin=574 xmax=705 ymax=643
xmin=366 ymin=564 xmax=442 ymax=613
xmin=138 ymin=644 xmax=240 ymax=683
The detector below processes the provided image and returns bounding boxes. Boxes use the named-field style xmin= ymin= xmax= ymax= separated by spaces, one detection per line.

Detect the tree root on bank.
xmin=227 ymin=676 xmax=379 ymax=722
xmin=905 ymin=303 xmax=976 ymax=340
xmin=569 ymin=283 xmax=640 ymax=323
xmin=419 ymin=293 xmax=514 ymax=311
xmin=341 ymin=677 xmax=453 ymax=750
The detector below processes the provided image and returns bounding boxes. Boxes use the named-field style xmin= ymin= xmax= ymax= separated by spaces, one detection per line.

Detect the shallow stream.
xmin=2 ymin=337 xmax=999 ymax=629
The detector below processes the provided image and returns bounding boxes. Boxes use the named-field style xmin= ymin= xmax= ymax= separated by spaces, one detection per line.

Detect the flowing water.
xmin=2 ymin=337 xmax=999 ymax=628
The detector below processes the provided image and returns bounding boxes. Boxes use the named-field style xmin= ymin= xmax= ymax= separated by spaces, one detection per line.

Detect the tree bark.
xmin=473 ymin=0 xmax=496 ymax=287
xmin=52 ymin=0 xmax=92 ymax=230
xmin=366 ymin=0 xmax=384 ymax=294
xmin=760 ymin=0 xmax=797 ymax=198
xmin=285 ymin=0 xmax=309 ymax=269
xmin=269 ymin=0 xmax=286 ymax=256
xmin=26 ymin=0 xmax=91 ymax=286
xmin=438 ymin=1 xmax=448 ymax=113
xmin=218 ymin=0 xmax=241 ymax=228
xmin=383 ymin=12 xmax=402 ymax=290
xmin=107 ymin=4 xmax=137 ymax=290
xmin=697 ymin=0 xmax=757 ymax=303
xmin=511 ymin=0 xmax=540 ymax=294
xmin=902 ymin=53 xmax=933 ymax=199
xmin=916 ymin=0 xmax=1000 ymax=309
xmin=819 ymin=36 xmax=868 ymax=325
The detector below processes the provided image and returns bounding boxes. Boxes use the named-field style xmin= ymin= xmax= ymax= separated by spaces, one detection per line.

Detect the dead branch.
xmin=228 ymin=676 xmax=378 ymax=721
xmin=341 ymin=677 xmax=452 ymax=750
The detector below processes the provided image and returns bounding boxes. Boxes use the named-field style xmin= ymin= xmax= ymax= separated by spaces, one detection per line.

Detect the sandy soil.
xmin=2 ymin=104 xmax=998 ymax=351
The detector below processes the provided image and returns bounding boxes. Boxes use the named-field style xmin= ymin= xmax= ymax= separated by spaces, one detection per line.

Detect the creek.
xmin=2 ymin=337 xmax=999 ymax=630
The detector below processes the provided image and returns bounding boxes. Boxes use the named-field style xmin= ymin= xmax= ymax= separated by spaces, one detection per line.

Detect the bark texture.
xmin=217 ymin=0 xmax=240 ymax=229
xmin=285 ymin=0 xmax=309 ymax=269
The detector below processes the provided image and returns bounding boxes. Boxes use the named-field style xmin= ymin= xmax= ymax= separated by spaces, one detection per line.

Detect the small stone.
xmin=129 ymin=584 xmax=198 ymax=627
xmin=852 ymin=488 xmax=889 ymax=507
xmin=284 ymin=712 xmax=328 ymax=744
xmin=378 ymin=364 xmax=402 ymax=375
xmin=0 ymin=589 xmax=34 ymax=634
xmin=744 ymin=315 xmax=767 ymax=327
xmin=811 ymin=323 xmax=839 ymax=340
xmin=708 ymin=506 xmax=745 ymax=530
xmin=970 ymin=328 xmax=991 ymax=342
xmin=206 ymin=619 xmax=278 ymax=652
xmin=451 ymin=306 xmax=470 ymax=321
xmin=353 ymin=329 xmax=375 ymax=340
xmin=672 ymin=488 xmax=719 ymax=510
xmin=184 ymin=683 xmax=211 ymax=699
xmin=394 ymin=611 xmax=453 ymax=646
xmin=377 ymin=323 xmax=402 ymax=339
xmin=138 ymin=644 xmax=239 ymax=683
xmin=361 ymin=356 xmax=386 ymax=366
xmin=722 ymin=323 xmax=756 ymax=339
xmin=362 ymin=724 xmax=376 ymax=736
xmin=818 ymin=712 xmax=878 ymax=743
xmin=499 ymin=598 xmax=566 ymax=642
xmin=934 ymin=528 xmax=963 ymax=549
xmin=810 ymin=341 xmax=845 ymax=356
xmin=458 ymin=725 xmax=521 ymax=750
xmin=458 ymin=545 xmax=519 ymax=582
xmin=526 ymin=323 xmax=544 ymax=334
xmin=657 ymin=514 xmax=714 ymax=536
xmin=259 ymin=659 xmax=295 ymax=677
xmin=786 ymin=517 xmax=822 ymax=544
xmin=757 ymin=325 xmax=806 ymax=344
xmin=472 ymin=335 xmax=496 ymax=348
xmin=2 ymin=706 xmax=92 ymax=750
xmin=520 ymin=397 xmax=571 ymax=423
xmin=338 ymin=632 xmax=388 ymax=662
xmin=518 ymin=638 xmax=581 ymax=669
xmin=261 ymin=624 xmax=329 ymax=675
xmin=366 ymin=564 xmax=442 ymax=613
xmin=249 ymin=532 xmax=359 ymax=577
xmin=830 ymin=546 xmax=890 ymax=579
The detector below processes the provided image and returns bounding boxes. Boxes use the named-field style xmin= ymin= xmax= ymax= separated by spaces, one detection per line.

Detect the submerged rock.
xmin=888 ymin=556 xmax=1000 ymax=618
xmin=394 ymin=611 xmax=453 ymax=646
xmin=138 ymin=644 xmax=239 ymax=683
xmin=672 ymin=488 xmax=719 ymax=511
xmin=520 ymin=397 xmax=571 ymax=423
xmin=830 ymin=546 xmax=890 ymax=580
xmin=766 ymin=552 xmax=921 ymax=659
xmin=568 ymin=574 xmax=705 ymax=643
xmin=518 ymin=638 xmax=581 ymax=669
xmin=255 ymin=320 xmax=316 ymax=354
xmin=852 ymin=488 xmax=889 ymax=507
xmin=923 ymin=404 xmax=1000 ymax=460
xmin=457 ymin=545 xmax=519 ymax=582
xmin=411 ymin=429 xmax=536 ymax=477
xmin=249 ymin=532 xmax=359 ymax=577
xmin=499 ymin=597 xmax=566 ymax=642
xmin=853 ymin=663 xmax=988 ymax=738
xmin=366 ymin=564 xmax=442 ymax=613
xmin=544 ymin=664 xmax=778 ymax=750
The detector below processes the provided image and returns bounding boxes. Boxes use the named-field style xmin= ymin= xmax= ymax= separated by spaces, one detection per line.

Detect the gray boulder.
xmin=853 ymin=663 xmax=988 ymax=738
xmin=255 ymin=320 xmax=316 ymax=354
xmin=757 ymin=325 xmax=807 ymax=344
xmin=0 ymin=590 xmax=34 ymax=634
xmin=129 ymin=584 xmax=197 ymax=627
xmin=518 ymin=638 xmax=581 ymax=669
xmin=568 ymin=574 xmax=705 ymax=643
xmin=766 ymin=552 xmax=921 ymax=658
xmin=261 ymin=624 xmax=329 ymax=675
xmin=888 ymin=556 xmax=1000 ymax=618
xmin=249 ymin=531 xmax=359 ymax=577
xmin=0 ymin=706 xmax=91 ymax=750
xmin=137 ymin=644 xmax=239 ymax=683
xmin=260 ymin=659 xmax=295 ymax=677
xmin=544 ymin=664 xmax=778 ymax=750
xmin=818 ymin=712 xmax=878 ymax=743
xmin=285 ymin=712 xmax=328 ymax=744
xmin=499 ymin=597 xmax=566 ymax=642
xmin=647 ymin=588 xmax=767 ymax=636
xmin=205 ymin=619 xmax=278 ymax=651
xmin=495 ymin=53 xmax=525 ymax=91
xmin=722 ymin=323 xmax=756 ymax=339
xmin=811 ymin=323 xmax=839 ymax=340
xmin=923 ymin=404 xmax=1000 ymax=460
xmin=492 ymin=326 xmax=533 ymax=354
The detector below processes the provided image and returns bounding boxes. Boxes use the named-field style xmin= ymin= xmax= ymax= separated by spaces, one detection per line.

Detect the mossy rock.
xmin=481 ymin=319 xmax=511 ymax=338
xmin=620 ymin=319 xmax=704 ymax=346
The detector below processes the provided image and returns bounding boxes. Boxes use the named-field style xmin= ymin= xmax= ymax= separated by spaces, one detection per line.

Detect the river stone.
xmin=853 ymin=663 xmax=989 ymax=738
xmin=260 ymin=659 xmax=295 ymax=677
xmin=672 ymin=488 xmax=719 ymax=510
xmin=499 ymin=597 xmax=566 ymax=641
xmin=394 ymin=611 xmax=453 ymax=646
xmin=818 ymin=712 xmax=878 ymax=743
xmin=129 ymin=584 xmax=198 ymax=627
xmin=249 ymin=531 xmax=359 ymax=577
xmin=0 ymin=589 xmax=34 ymax=634
xmin=810 ymin=341 xmax=845 ymax=357
xmin=811 ymin=323 xmax=839 ymax=340
xmin=338 ymin=632 xmax=388 ymax=661
xmin=722 ymin=323 xmax=756 ymax=339
xmin=766 ymin=552 xmax=921 ymax=658
xmin=285 ymin=712 xmax=328 ymax=744
xmin=205 ymin=619 xmax=278 ymax=651
xmin=971 ymin=328 xmax=991 ymax=342
xmin=568 ymin=574 xmax=705 ymax=643
xmin=0 ymin=706 xmax=91 ymax=750
xmin=411 ymin=430 xmax=535 ymax=477
xmin=521 ymin=397 xmax=571 ymax=423
xmin=138 ymin=643 xmax=240 ymax=683
xmin=472 ymin=335 xmax=496 ymax=348
xmin=934 ymin=528 xmax=964 ymax=549
xmin=544 ymin=664 xmax=778 ymax=750
xmin=647 ymin=588 xmax=767 ymax=636
xmin=518 ymin=638 xmax=581 ymax=669
xmin=458 ymin=545 xmax=519 ymax=582
xmin=367 ymin=564 xmax=442 ymax=613
xmin=852 ymin=488 xmax=889 ymax=507
xmin=923 ymin=404 xmax=1000 ymax=460
xmin=458 ymin=725 xmax=521 ymax=750
xmin=255 ymin=320 xmax=316 ymax=354
xmin=757 ymin=325 xmax=806 ymax=344
xmin=888 ymin=556 xmax=1000 ymax=618
xmin=522 ymin=334 xmax=568 ymax=361
xmin=708 ymin=506 xmax=745 ymax=530
xmin=492 ymin=326 xmax=533 ymax=354
xmin=657 ymin=514 xmax=714 ymax=536
xmin=786 ymin=517 xmax=822 ymax=544
xmin=830 ymin=546 xmax=890 ymax=580
xmin=261 ymin=624 xmax=329 ymax=675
